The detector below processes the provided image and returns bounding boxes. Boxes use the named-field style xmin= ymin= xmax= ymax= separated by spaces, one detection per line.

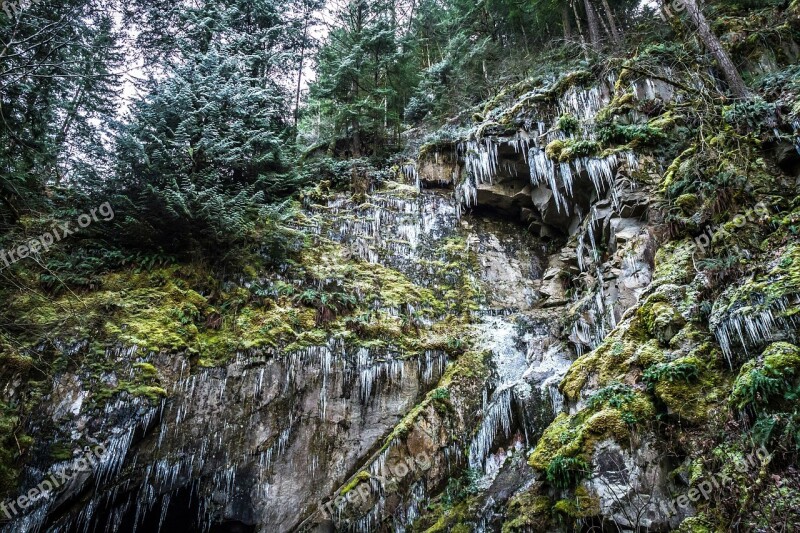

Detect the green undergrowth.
xmin=0 ymin=403 xmax=33 ymax=495
xmin=1 ymin=221 xmax=475 ymax=365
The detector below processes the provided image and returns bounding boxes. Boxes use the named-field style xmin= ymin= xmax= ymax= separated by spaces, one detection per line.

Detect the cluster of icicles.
xmin=9 ymin=341 xmax=448 ymax=533
xmin=4 ymin=345 xmax=161 ymax=533
xmin=451 ymin=71 xmax=645 ymax=219
xmin=712 ymin=296 xmax=800 ymax=367
xmin=455 ymin=132 xmax=637 ymax=216
xmin=317 ymin=191 xmax=458 ymax=274
xmin=570 ymin=205 xmax=621 ymax=353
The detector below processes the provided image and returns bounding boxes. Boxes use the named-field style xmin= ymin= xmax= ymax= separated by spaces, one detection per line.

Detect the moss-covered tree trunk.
xmin=678 ymin=0 xmax=750 ymax=99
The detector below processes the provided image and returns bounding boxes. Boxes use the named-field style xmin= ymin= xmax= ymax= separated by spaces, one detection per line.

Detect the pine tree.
xmin=0 ymin=0 xmax=123 ymax=224
xmin=310 ymin=0 xmax=412 ymax=155
xmin=672 ymin=0 xmax=750 ymax=99
xmin=111 ymin=0 xmax=318 ymax=254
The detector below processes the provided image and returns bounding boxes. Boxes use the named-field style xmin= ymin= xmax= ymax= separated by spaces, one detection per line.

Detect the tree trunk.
xmin=600 ymin=0 xmax=621 ymax=43
xmin=571 ymin=0 xmax=590 ymax=60
xmin=562 ymin=4 xmax=573 ymax=42
xmin=678 ymin=0 xmax=749 ymax=98
xmin=583 ymin=0 xmax=602 ymax=46
xmin=293 ymin=14 xmax=310 ymax=128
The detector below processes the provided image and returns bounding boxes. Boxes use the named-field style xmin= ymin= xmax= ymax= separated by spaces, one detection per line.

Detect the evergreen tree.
xmin=0 ymin=0 xmax=122 ymax=225
xmin=110 ymin=0 xmax=319 ymax=255
xmin=309 ymin=0 xmax=415 ymax=154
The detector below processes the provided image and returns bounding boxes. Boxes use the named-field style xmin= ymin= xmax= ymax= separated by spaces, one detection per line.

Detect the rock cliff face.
xmin=3 ymin=14 xmax=800 ymax=533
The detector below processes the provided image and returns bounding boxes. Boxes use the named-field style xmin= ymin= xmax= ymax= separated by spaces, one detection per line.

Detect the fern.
xmin=643 ymin=361 xmax=700 ymax=389
xmin=586 ymin=382 xmax=637 ymax=410
xmin=546 ymin=456 xmax=590 ymax=489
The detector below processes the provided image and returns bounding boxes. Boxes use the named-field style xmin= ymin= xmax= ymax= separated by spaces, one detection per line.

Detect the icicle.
xmin=459 ymin=138 xmax=499 ymax=184
xmin=793 ymin=120 xmax=800 ymax=155
xmin=713 ymin=298 xmax=798 ymax=367
xmin=468 ymin=388 xmax=514 ymax=471
xmin=559 ymin=85 xmax=603 ymax=121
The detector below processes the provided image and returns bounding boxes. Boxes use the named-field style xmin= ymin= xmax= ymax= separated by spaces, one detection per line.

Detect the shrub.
xmin=557 ymin=114 xmax=580 ymax=136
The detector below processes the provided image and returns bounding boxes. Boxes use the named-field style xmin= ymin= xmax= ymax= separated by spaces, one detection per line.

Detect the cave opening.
xmin=51 ymin=482 xmax=256 ymax=533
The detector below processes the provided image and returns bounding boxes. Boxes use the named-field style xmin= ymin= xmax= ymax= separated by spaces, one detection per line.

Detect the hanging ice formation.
xmin=448 ymin=89 xmax=639 ymax=218
xmin=793 ymin=120 xmax=800 ymax=155
xmin=712 ymin=296 xmax=799 ymax=367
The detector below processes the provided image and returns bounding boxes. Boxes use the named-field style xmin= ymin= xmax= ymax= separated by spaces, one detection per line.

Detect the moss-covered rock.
xmin=710 ymin=244 xmax=800 ymax=361
xmin=676 ymin=514 xmax=714 ymax=533
xmin=653 ymin=238 xmax=696 ymax=286
xmin=502 ymin=492 xmax=552 ymax=532
xmin=645 ymin=355 xmax=728 ymax=424
xmin=638 ymin=294 xmax=686 ymax=345
xmin=731 ymin=342 xmax=800 ymax=411
xmin=545 ymin=139 xmax=565 ymax=160
xmin=560 ymin=317 xmax=651 ymax=402
xmin=558 ymin=139 xmax=601 ymax=162
xmin=675 ymin=193 xmax=700 ymax=214
xmin=528 ymin=389 xmax=654 ymax=480
xmin=552 ymin=486 xmax=600 ymax=519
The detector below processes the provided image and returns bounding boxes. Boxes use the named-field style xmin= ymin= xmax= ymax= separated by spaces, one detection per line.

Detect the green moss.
xmin=340 ymin=470 xmax=371 ymax=495
xmin=552 ymin=486 xmax=600 ymax=519
xmin=545 ymin=139 xmax=565 ymax=160
xmin=528 ymin=391 xmax=653 ymax=477
xmin=93 ymin=382 xmax=168 ymax=404
xmin=676 ymin=515 xmax=714 ymax=533
xmin=557 ymin=114 xmax=580 ymax=135
xmin=596 ymin=85 xmax=636 ymax=124
xmin=421 ymin=499 xmax=473 ymax=533
xmin=638 ymin=295 xmax=686 ymax=345
xmin=559 ymin=139 xmax=601 ymax=162
xmin=675 ymin=193 xmax=700 ymax=214
xmin=529 ymin=413 xmax=576 ymax=470
xmin=0 ymin=349 xmax=34 ymax=376
xmin=597 ymin=121 xmax=667 ymax=147
xmin=560 ymin=318 xmax=649 ymax=401
xmin=662 ymin=146 xmax=698 ymax=191
xmin=636 ymin=339 xmax=669 ymax=368
xmin=3 ymin=217 xmax=476 ymax=374
xmin=133 ymin=362 xmax=158 ymax=377
xmin=731 ymin=342 xmax=800 ymax=411
xmin=0 ymin=403 xmax=27 ymax=493
xmin=646 ymin=355 xmax=728 ymax=424
xmin=129 ymin=385 xmax=168 ymax=401
xmin=549 ymin=70 xmax=594 ymax=96
xmin=653 ymin=239 xmax=696 ymax=285
xmin=502 ymin=493 xmax=552 ymax=533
